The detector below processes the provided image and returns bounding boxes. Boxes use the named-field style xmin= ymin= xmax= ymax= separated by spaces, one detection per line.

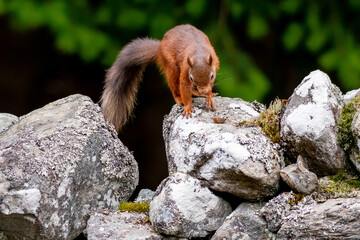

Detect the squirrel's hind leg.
xmin=164 ymin=68 xmax=183 ymax=105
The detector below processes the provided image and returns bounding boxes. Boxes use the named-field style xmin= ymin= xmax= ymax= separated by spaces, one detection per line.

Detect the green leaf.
xmin=0 ymin=0 xmax=7 ymax=14
xmin=230 ymin=1 xmax=244 ymax=19
xmin=282 ymin=22 xmax=303 ymax=50
xmin=185 ymin=0 xmax=206 ymax=18
xmin=116 ymin=8 xmax=147 ymax=30
xmin=319 ymin=49 xmax=338 ymax=71
xmin=306 ymin=28 xmax=328 ymax=52
xmin=150 ymin=15 xmax=175 ymax=39
xmin=95 ymin=7 xmax=111 ymax=25
xmin=281 ymin=0 xmax=302 ymax=14
xmin=247 ymin=13 xmax=269 ymax=39
xmin=56 ymin=31 xmax=77 ymax=54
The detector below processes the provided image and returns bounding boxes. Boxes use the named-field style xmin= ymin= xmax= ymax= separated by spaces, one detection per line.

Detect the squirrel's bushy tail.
xmin=101 ymin=38 xmax=160 ymax=132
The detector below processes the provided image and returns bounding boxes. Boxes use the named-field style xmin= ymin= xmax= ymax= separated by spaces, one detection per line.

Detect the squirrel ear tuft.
xmin=187 ymin=57 xmax=194 ymax=67
xmin=207 ymin=55 xmax=213 ymax=65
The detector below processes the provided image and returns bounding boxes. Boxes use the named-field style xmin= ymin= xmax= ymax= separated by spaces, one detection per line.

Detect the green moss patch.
xmin=337 ymin=96 xmax=360 ymax=152
xmin=289 ymin=193 xmax=305 ymax=208
xmin=312 ymin=170 xmax=360 ymax=202
xmin=239 ymin=98 xmax=285 ymax=143
xmin=118 ymin=202 xmax=150 ymax=213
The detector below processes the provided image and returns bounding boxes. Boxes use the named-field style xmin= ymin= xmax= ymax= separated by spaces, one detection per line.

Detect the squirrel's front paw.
xmin=205 ymin=96 xmax=215 ymax=111
xmin=182 ymin=105 xmax=195 ymax=118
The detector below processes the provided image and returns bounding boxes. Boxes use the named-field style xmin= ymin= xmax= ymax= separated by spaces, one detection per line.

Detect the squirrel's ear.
xmin=207 ymin=55 xmax=213 ymax=65
xmin=187 ymin=57 xmax=194 ymax=67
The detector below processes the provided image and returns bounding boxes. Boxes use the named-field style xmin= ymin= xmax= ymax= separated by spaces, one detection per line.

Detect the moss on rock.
xmin=118 ymin=202 xmax=150 ymax=213
xmin=337 ymin=96 xmax=360 ymax=152
xmin=239 ymin=97 xmax=285 ymax=143
xmin=312 ymin=171 xmax=360 ymax=202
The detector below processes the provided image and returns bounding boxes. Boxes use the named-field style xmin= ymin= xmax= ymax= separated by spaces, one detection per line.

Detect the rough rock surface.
xmin=260 ymin=192 xmax=294 ymax=232
xmin=149 ymin=172 xmax=232 ymax=238
xmin=280 ymin=156 xmax=318 ymax=194
xmin=280 ymin=70 xmax=345 ymax=176
xmin=163 ymin=96 xmax=284 ymax=200
xmin=0 ymin=113 xmax=18 ymax=134
xmin=277 ymin=197 xmax=360 ymax=239
xmin=350 ymin=109 xmax=360 ymax=172
xmin=212 ymin=202 xmax=274 ymax=240
xmin=135 ymin=189 xmax=155 ymax=203
xmin=0 ymin=94 xmax=139 ymax=240
xmin=343 ymin=88 xmax=360 ymax=104
xmin=87 ymin=210 xmax=172 ymax=240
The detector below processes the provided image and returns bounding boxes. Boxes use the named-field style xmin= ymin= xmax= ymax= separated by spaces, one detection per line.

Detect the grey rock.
xmin=149 ymin=172 xmax=232 ymax=238
xmin=163 ymin=96 xmax=284 ymax=201
xmin=277 ymin=197 xmax=360 ymax=239
xmin=280 ymin=155 xmax=318 ymax=194
xmin=0 ymin=113 xmax=18 ymax=134
xmin=260 ymin=192 xmax=295 ymax=232
xmin=280 ymin=70 xmax=346 ymax=176
xmin=87 ymin=210 xmax=172 ymax=240
xmin=0 ymin=94 xmax=139 ymax=240
xmin=135 ymin=189 xmax=155 ymax=203
xmin=343 ymin=88 xmax=360 ymax=104
xmin=212 ymin=202 xmax=274 ymax=240
xmin=350 ymin=109 xmax=360 ymax=172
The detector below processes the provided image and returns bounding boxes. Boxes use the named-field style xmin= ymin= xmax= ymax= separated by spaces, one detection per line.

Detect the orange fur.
xmin=101 ymin=24 xmax=219 ymax=132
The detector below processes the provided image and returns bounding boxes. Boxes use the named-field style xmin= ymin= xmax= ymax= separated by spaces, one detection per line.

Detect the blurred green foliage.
xmin=1 ymin=0 xmax=360 ymax=101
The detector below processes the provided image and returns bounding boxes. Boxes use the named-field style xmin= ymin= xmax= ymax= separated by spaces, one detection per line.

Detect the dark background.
xmin=0 ymin=1 xmax=359 ymax=195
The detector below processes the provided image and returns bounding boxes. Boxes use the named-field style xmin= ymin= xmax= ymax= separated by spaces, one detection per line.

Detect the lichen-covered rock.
xmin=149 ymin=172 xmax=232 ymax=238
xmin=277 ymin=197 xmax=360 ymax=239
xmin=0 ymin=113 xmax=18 ymax=134
xmin=212 ymin=202 xmax=274 ymax=240
xmin=280 ymin=156 xmax=318 ymax=194
xmin=0 ymin=94 xmax=139 ymax=240
xmin=260 ymin=192 xmax=295 ymax=232
xmin=280 ymin=70 xmax=345 ymax=176
xmin=350 ymin=109 xmax=360 ymax=172
xmin=163 ymin=96 xmax=284 ymax=201
xmin=87 ymin=210 xmax=173 ymax=240
xmin=343 ymin=88 xmax=360 ymax=104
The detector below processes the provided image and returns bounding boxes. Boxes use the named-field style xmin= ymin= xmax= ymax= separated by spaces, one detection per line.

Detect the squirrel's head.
xmin=187 ymin=54 xmax=217 ymax=96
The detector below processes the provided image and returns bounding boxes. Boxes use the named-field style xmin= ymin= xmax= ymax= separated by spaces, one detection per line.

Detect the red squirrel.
xmin=101 ymin=24 xmax=219 ymax=132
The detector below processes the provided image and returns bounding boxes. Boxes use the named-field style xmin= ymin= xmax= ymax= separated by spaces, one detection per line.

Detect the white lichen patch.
xmin=285 ymin=103 xmax=335 ymax=139
xmin=1 ymin=188 xmax=41 ymax=215
xmin=295 ymin=70 xmax=339 ymax=106
xmin=170 ymin=174 xmax=218 ymax=222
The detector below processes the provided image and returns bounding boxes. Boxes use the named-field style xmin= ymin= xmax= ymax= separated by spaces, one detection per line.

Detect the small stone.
xmin=134 ymin=189 xmax=155 ymax=203
xmin=280 ymin=155 xmax=318 ymax=194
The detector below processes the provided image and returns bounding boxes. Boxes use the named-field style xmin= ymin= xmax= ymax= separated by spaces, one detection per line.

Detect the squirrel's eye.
xmin=190 ymin=75 xmax=194 ymax=82
xmin=210 ymin=73 xmax=214 ymax=80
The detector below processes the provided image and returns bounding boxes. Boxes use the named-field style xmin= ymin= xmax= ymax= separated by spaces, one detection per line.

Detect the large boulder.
xmin=212 ymin=202 xmax=274 ymax=240
xmin=163 ymin=96 xmax=284 ymax=201
xmin=277 ymin=197 xmax=360 ymax=239
xmin=0 ymin=94 xmax=139 ymax=239
xmin=280 ymin=70 xmax=345 ymax=176
xmin=261 ymin=191 xmax=360 ymax=239
xmin=149 ymin=172 xmax=232 ymax=238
